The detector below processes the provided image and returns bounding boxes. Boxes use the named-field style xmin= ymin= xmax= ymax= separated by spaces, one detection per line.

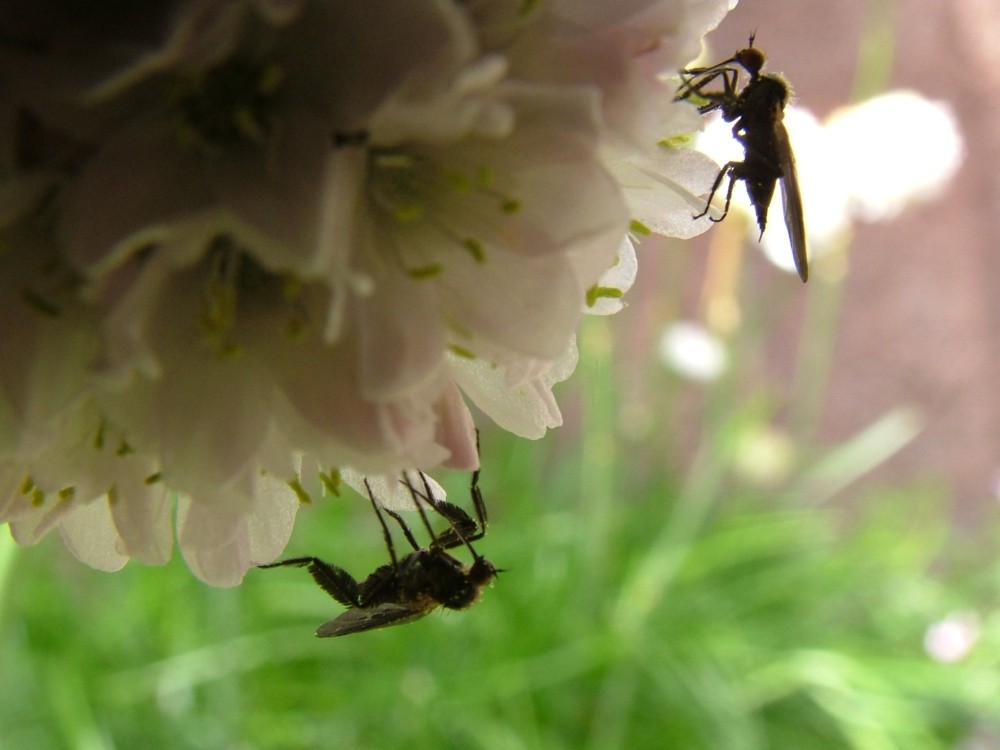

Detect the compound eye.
xmin=735 ymin=47 xmax=765 ymax=75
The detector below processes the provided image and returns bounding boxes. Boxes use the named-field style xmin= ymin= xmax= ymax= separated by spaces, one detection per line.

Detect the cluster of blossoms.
xmin=0 ymin=0 xmax=731 ymax=584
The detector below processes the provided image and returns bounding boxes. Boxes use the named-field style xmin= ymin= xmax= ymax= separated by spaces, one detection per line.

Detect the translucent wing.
xmin=316 ymin=602 xmax=431 ymax=637
xmin=775 ymin=119 xmax=808 ymax=282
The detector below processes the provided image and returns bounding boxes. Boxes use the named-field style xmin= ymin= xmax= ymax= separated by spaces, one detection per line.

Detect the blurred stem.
xmin=851 ymin=0 xmax=898 ymax=103
xmin=611 ymin=354 xmax=735 ymax=641
xmin=0 ymin=529 xmax=17 ymax=612
xmin=791 ymin=0 xmax=897 ymax=443
xmin=587 ymin=663 xmax=638 ymax=750
xmin=791 ymin=230 xmax=851 ymax=443
xmin=700 ymin=213 xmax=748 ymax=337
xmin=46 ymin=658 xmax=108 ymax=750
xmin=577 ymin=316 xmax=619 ymax=603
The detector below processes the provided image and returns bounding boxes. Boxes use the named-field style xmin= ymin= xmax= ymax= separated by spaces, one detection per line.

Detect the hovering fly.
xmin=260 ymin=457 xmax=498 ymax=637
xmin=676 ymin=34 xmax=809 ymax=282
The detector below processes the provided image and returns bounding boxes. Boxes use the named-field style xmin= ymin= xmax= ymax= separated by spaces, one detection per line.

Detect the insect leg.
xmin=693 ymin=161 xmax=739 ymax=221
xmin=414 ymin=498 xmax=479 ymax=550
xmin=710 ymin=162 xmax=743 ymax=224
xmin=467 ymin=429 xmax=488 ymax=541
xmin=392 ymin=472 xmax=478 ymax=549
xmin=468 ymin=483 xmax=486 ymax=537
xmin=258 ymin=556 xmax=361 ymax=608
xmin=416 ymin=471 xmax=488 ymax=562
xmin=382 ymin=506 xmax=422 ymax=551
xmin=400 ymin=470 xmax=486 ymax=563
xmin=674 ymin=67 xmax=729 ymax=101
xmin=401 ymin=471 xmax=447 ymax=546
xmin=421 ymin=431 xmax=489 ymax=549
xmin=364 ymin=477 xmax=401 ymax=569
xmin=676 ymin=66 xmax=740 ymax=114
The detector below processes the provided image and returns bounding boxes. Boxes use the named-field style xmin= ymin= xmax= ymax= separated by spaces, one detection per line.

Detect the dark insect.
xmin=676 ymin=34 xmax=809 ymax=282
xmin=260 ymin=459 xmax=498 ymax=637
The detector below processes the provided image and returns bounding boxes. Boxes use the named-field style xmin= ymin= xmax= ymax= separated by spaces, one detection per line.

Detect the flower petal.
xmin=57 ymin=498 xmax=129 ymax=572
xmin=449 ymin=338 xmax=578 ymax=439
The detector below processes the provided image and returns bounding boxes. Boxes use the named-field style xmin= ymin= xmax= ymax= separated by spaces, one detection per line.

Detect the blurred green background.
xmin=2 ymin=277 xmax=1000 ymax=748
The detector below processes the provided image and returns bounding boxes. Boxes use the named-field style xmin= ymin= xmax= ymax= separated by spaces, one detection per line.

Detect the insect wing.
xmin=775 ymin=119 xmax=808 ymax=282
xmin=316 ymin=602 xmax=431 ymax=637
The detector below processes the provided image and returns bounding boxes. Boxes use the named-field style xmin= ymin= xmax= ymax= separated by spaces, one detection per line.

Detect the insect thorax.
xmin=740 ymin=75 xmax=790 ymax=112
xmin=394 ymin=549 xmax=479 ymax=610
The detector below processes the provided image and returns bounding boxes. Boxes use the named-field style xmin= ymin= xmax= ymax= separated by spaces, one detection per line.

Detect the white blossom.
xmin=924 ymin=611 xmax=981 ymax=664
xmin=0 ymin=0 xmax=733 ymax=583
xmin=658 ymin=320 xmax=728 ymax=381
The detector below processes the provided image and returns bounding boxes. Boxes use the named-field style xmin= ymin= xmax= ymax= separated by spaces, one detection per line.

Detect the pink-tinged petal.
xmin=389 ymin=87 xmax=628 ymax=358
xmin=84 ymin=1 xmax=248 ymax=102
xmin=438 ymin=248 xmax=585 ymax=360
xmin=433 ymin=379 xmax=479 ymax=471
xmin=109 ymin=477 xmax=173 ymax=566
xmin=57 ymin=498 xmax=129 ymax=572
xmin=373 ymin=373 xmax=456 ymax=469
xmin=277 ymin=0 xmax=479 ymax=126
xmin=245 ymin=469 xmax=301 ymax=561
xmin=267 ymin=330 xmax=392 ymax=464
xmin=341 ymin=467 xmax=448 ymax=513
xmin=449 ymin=339 xmax=579 ymax=439
xmin=9 ymin=497 xmax=75 ymax=546
xmin=354 ymin=241 xmax=448 ymax=399
xmin=0 ymin=234 xmax=101 ymax=439
xmin=615 ymin=144 xmax=724 ymax=239
xmin=209 ymin=109 xmax=340 ymax=273
xmin=59 ymin=117 xmax=214 ymax=272
xmin=177 ymin=500 xmax=250 ymax=586
xmin=178 ymin=471 xmax=298 ymax=586
xmin=98 ymin=304 xmax=274 ymax=497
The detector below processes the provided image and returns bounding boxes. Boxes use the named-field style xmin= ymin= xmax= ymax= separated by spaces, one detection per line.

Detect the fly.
xmin=676 ymin=34 xmax=808 ymax=282
xmin=260 ymin=453 xmax=497 ymax=637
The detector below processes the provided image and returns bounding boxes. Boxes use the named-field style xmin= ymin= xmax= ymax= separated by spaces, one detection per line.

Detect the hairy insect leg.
xmin=693 ymin=160 xmax=741 ymax=222
xmin=258 ymin=556 xmax=361 ymax=608
xmin=388 ymin=471 xmax=478 ymax=550
xmin=416 ymin=471 xmax=488 ymax=562
xmin=420 ymin=432 xmax=489 ymax=550
xmin=422 ymin=500 xmax=480 ymax=550
xmin=398 ymin=470 xmax=485 ymax=563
